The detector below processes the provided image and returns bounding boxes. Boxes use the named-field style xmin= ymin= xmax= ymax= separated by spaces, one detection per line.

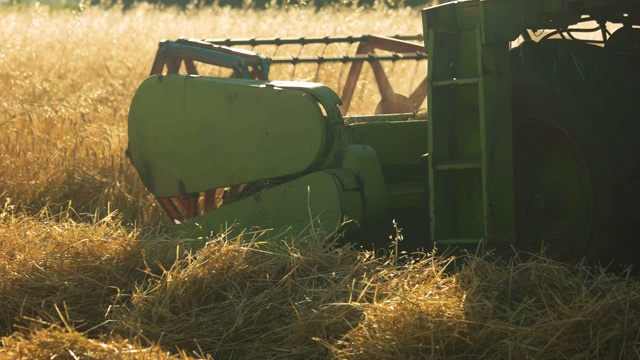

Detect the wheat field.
xmin=1 ymin=3 xmax=640 ymax=359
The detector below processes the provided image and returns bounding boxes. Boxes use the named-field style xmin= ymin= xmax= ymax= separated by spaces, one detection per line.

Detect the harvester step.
xmin=431 ymin=77 xmax=480 ymax=87
xmin=433 ymin=158 xmax=482 ymax=170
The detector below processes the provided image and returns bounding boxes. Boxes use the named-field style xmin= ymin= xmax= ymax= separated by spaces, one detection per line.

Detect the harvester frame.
xmin=128 ymin=0 xmax=640 ymax=266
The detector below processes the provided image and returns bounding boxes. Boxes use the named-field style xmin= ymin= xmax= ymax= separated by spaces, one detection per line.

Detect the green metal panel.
xmin=347 ymin=118 xmax=428 ymax=168
xmin=172 ymin=143 xmax=388 ymax=241
xmin=128 ymin=75 xmax=331 ymax=197
xmin=423 ymin=0 xmax=515 ymax=245
xmin=175 ymin=170 xmax=364 ymax=239
xmin=338 ymin=144 xmax=389 ymax=228
xmin=347 ymin=118 xmax=428 ymax=209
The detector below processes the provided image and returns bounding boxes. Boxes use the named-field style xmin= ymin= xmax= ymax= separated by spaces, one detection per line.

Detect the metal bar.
xmin=162 ymin=41 xmax=264 ymax=68
xmin=157 ymin=197 xmax=184 ymax=222
xmin=268 ymin=52 xmax=427 ymax=64
xmin=433 ymin=158 xmax=482 ymax=171
xmin=334 ymin=35 xmax=427 ymax=114
xmin=409 ymin=76 xmax=428 ymax=109
xmin=362 ymin=35 xmax=426 ymax=53
xmin=338 ymin=42 xmax=371 ymax=114
xmin=205 ymin=34 xmax=424 ymax=47
xmin=166 ymin=57 xmax=181 ymax=74
xmin=345 ymin=113 xmax=419 ymax=124
xmin=370 ymin=60 xmax=394 ymax=99
xmin=150 ymin=49 xmax=167 ymax=75
xmin=431 ymin=77 xmax=480 ymax=87
xmin=184 ymin=59 xmax=198 ymax=75
xmin=187 ymin=194 xmax=199 ymax=218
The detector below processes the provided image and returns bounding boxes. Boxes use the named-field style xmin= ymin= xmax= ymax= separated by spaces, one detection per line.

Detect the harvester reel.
xmin=142 ymin=34 xmax=428 ymax=224
xmin=152 ymin=35 xmax=428 ymax=115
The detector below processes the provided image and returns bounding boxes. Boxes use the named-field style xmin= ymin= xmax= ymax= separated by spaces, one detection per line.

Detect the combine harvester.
xmin=128 ymin=0 xmax=640 ymax=266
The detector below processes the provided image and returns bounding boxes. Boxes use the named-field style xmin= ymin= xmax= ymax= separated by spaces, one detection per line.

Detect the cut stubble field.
xmin=1 ymin=3 xmax=640 ymax=359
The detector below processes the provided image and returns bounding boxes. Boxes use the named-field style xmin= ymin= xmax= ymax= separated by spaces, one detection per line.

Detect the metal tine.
xmin=312 ymin=41 xmax=330 ymax=83
xmin=267 ymin=52 xmax=427 ymax=64
xmin=206 ymin=35 xmax=427 ymax=67
xmin=335 ymin=59 xmax=349 ymax=96
xmin=290 ymin=41 xmax=307 ymax=80
xmin=202 ymin=34 xmax=427 ymax=83
xmin=328 ymin=40 xmax=357 ymax=86
xmin=333 ymin=41 xmax=355 ymax=94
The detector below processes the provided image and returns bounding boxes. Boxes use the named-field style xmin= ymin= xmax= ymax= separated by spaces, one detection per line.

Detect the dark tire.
xmin=511 ymin=40 xmax=640 ymax=269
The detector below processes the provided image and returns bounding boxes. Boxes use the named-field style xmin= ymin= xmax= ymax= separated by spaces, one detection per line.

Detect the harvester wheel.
xmin=512 ymin=81 xmax=640 ymax=268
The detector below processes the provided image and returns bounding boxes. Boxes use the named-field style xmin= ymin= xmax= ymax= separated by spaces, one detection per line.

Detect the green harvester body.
xmin=129 ymin=0 xmax=640 ymax=262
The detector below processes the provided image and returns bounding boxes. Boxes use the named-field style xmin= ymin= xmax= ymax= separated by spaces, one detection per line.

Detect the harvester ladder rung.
xmin=433 ymin=159 xmax=482 ymax=170
xmin=424 ymin=0 xmax=514 ymax=246
xmin=431 ymin=77 xmax=479 ymax=87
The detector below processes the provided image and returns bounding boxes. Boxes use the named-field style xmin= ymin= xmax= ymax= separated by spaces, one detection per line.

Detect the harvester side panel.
xmin=174 ymin=169 xmax=364 ymax=239
xmin=423 ymin=0 xmax=515 ymax=244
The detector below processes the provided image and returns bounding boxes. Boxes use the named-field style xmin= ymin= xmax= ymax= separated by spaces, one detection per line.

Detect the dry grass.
xmin=2 ymin=206 xmax=639 ymax=358
xmin=335 ymin=254 xmax=640 ymax=359
xmin=0 ymin=324 xmax=193 ymax=360
xmin=0 ymin=204 xmax=178 ymax=337
xmin=1 ymin=3 xmax=640 ymax=359
xmin=110 ymin=232 xmax=369 ymax=359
